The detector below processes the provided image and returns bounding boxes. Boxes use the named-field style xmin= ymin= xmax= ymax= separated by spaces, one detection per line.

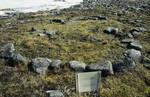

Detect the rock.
xmin=131 ymin=31 xmax=141 ymax=38
xmin=130 ymin=27 xmax=147 ymax=33
xmin=0 ymin=43 xmax=26 ymax=67
xmin=29 ymin=58 xmax=52 ymax=74
xmin=48 ymin=60 xmax=62 ymax=73
xmin=128 ymin=42 xmax=143 ymax=51
xmin=86 ymin=61 xmax=114 ymax=76
xmin=113 ymin=57 xmax=136 ymax=72
xmin=115 ymin=32 xmax=134 ymax=39
xmin=121 ymin=39 xmax=135 ymax=44
xmin=43 ymin=29 xmax=60 ymax=39
xmin=46 ymin=90 xmax=64 ymax=97
xmin=104 ymin=27 xmax=119 ymax=35
xmin=29 ymin=27 xmax=36 ymax=32
xmin=88 ymin=15 xmax=107 ymax=20
xmin=6 ymin=53 xmax=26 ymax=67
xmin=49 ymin=19 xmax=65 ymax=24
xmin=89 ymin=26 xmax=101 ymax=33
xmin=124 ymin=49 xmax=142 ymax=62
xmin=142 ymin=57 xmax=150 ymax=69
xmin=127 ymin=33 xmax=134 ymax=39
xmin=69 ymin=61 xmax=86 ymax=72
xmin=130 ymin=27 xmax=147 ymax=37
xmin=0 ymin=43 xmax=15 ymax=59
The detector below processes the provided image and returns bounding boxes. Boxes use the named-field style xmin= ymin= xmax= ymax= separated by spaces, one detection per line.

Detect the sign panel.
xmin=76 ymin=71 xmax=101 ymax=93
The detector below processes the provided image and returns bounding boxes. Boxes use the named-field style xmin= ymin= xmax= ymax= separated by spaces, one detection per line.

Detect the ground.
xmin=0 ymin=5 xmax=150 ymax=97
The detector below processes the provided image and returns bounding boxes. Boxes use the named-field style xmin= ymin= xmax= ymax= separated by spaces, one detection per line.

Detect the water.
xmin=0 ymin=0 xmax=83 ymax=15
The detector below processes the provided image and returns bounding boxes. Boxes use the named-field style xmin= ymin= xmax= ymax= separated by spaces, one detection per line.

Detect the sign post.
xmin=76 ymin=71 xmax=101 ymax=97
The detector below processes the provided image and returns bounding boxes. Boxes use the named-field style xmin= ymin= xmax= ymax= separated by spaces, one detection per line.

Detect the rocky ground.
xmin=0 ymin=0 xmax=150 ymax=97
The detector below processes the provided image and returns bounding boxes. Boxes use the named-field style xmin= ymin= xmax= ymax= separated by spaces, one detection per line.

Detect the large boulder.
xmin=29 ymin=58 xmax=52 ymax=74
xmin=0 ymin=43 xmax=15 ymax=59
xmin=104 ymin=27 xmax=119 ymax=35
xmin=86 ymin=61 xmax=114 ymax=76
xmin=124 ymin=49 xmax=142 ymax=62
xmin=69 ymin=61 xmax=86 ymax=72
xmin=48 ymin=60 xmax=62 ymax=73
xmin=113 ymin=57 xmax=136 ymax=72
xmin=46 ymin=90 xmax=64 ymax=97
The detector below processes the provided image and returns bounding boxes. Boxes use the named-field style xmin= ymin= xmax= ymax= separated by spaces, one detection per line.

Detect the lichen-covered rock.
xmin=6 ymin=53 xmax=26 ymax=67
xmin=113 ymin=57 xmax=136 ymax=72
xmin=128 ymin=42 xmax=143 ymax=51
xmin=124 ymin=49 xmax=142 ymax=62
xmin=49 ymin=19 xmax=65 ymax=24
xmin=86 ymin=61 xmax=114 ymax=76
xmin=0 ymin=43 xmax=26 ymax=67
xmin=104 ymin=27 xmax=119 ymax=35
xmin=46 ymin=90 xmax=64 ymax=97
xmin=121 ymin=39 xmax=135 ymax=44
xmin=43 ymin=29 xmax=60 ymax=39
xmin=69 ymin=61 xmax=86 ymax=72
xmin=48 ymin=60 xmax=62 ymax=73
xmin=0 ymin=43 xmax=15 ymax=59
xmin=142 ymin=57 xmax=150 ymax=70
xmin=29 ymin=58 xmax=52 ymax=74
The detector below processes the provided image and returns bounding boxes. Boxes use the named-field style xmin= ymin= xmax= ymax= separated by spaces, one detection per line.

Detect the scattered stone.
xmin=46 ymin=90 xmax=64 ymax=97
xmin=6 ymin=53 xmax=26 ymax=67
xmin=121 ymin=39 xmax=135 ymax=44
xmin=130 ymin=27 xmax=147 ymax=33
xmin=69 ymin=61 xmax=86 ymax=72
xmin=43 ymin=29 xmax=60 ymax=39
xmin=49 ymin=19 xmax=65 ymax=24
xmin=142 ymin=57 xmax=150 ymax=69
xmin=48 ymin=60 xmax=62 ymax=73
xmin=0 ymin=43 xmax=15 ymax=59
xmin=29 ymin=58 xmax=52 ymax=74
xmin=113 ymin=57 xmax=136 ymax=72
xmin=131 ymin=31 xmax=141 ymax=38
xmin=127 ymin=33 xmax=134 ymax=39
xmin=130 ymin=27 xmax=147 ymax=37
xmin=86 ymin=61 xmax=114 ymax=76
xmin=0 ymin=43 xmax=26 ymax=67
xmin=124 ymin=49 xmax=142 ymax=62
xmin=104 ymin=27 xmax=119 ymax=35
xmin=87 ymin=15 xmax=107 ymax=20
xmin=128 ymin=42 xmax=143 ymax=51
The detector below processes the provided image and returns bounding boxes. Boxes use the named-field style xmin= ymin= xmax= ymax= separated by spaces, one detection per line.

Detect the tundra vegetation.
xmin=0 ymin=0 xmax=150 ymax=97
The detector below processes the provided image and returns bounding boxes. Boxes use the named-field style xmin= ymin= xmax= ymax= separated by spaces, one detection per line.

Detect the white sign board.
xmin=76 ymin=71 xmax=101 ymax=96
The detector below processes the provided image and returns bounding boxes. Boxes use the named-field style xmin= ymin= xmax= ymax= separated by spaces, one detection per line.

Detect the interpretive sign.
xmin=76 ymin=71 xmax=101 ymax=97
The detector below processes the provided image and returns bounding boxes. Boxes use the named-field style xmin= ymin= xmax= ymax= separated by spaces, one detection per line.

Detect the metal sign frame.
xmin=76 ymin=71 xmax=101 ymax=97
